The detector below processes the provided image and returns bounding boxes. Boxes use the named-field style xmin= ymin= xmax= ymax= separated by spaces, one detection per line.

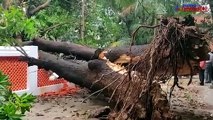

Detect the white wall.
xmin=0 ymin=46 xmax=72 ymax=95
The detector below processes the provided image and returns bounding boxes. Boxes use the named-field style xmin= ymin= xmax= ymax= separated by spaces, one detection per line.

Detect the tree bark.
xmin=29 ymin=38 xmax=96 ymax=60
xmin=80 ymin=0 xmax=86 ymax=39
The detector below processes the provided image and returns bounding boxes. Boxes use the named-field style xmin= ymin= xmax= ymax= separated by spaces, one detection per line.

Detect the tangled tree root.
xmin=101 ymin=17 xmax=210 ymax=120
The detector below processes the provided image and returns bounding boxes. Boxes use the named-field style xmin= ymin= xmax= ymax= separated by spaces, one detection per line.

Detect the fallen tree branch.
xmin=41 ymin=22 xmax=70 ymax=35
xmin=28 ymin=0 xmax=51 ymax=17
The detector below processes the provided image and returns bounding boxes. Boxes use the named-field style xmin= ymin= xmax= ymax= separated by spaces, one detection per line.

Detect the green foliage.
xmin=108 ymin=0 xmax=203 ymax=45
xmin=0 ymin=71 xmax=36 ymax=120
xmin=114 ymin=0 xmax=136 ymax=10
xmin=35 ymin=0 xmax=125 ymax=48
xmin=35 ymin=1 xmax=76 ymax=40
xmin=0 ymin=0 xmax=204 ymax=48
xmin=76 ymin=1 xmax=124 ymax=48
xmin=0 ymin=6 xmax=38 ymax=45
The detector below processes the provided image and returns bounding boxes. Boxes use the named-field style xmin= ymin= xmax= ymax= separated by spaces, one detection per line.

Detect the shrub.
xmin=0 ymin=71 xmax=36 ymax=120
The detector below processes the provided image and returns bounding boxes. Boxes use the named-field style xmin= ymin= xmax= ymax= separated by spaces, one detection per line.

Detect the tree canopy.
xmin=0 ymin=0 xmax=212 ymax=47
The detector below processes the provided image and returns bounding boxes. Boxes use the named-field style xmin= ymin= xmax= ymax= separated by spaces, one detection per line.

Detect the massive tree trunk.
xmin=21 ymin=51 xmax=172 ymax=120
xmin=26 ymin=38 xmax=96 ymax=60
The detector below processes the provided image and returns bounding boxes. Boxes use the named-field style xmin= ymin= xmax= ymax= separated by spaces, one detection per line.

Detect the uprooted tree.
xmin=19 ymin=18 xmax=211 ymax=120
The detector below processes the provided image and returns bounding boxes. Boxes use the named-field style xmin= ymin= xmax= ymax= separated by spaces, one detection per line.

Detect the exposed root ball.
xmin=105 ymin=17 xmax=209 ymax=120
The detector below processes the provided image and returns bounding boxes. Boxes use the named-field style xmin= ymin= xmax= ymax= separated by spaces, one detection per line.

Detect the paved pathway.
xmin=200 ymin=83 xmax=213 ymax=113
